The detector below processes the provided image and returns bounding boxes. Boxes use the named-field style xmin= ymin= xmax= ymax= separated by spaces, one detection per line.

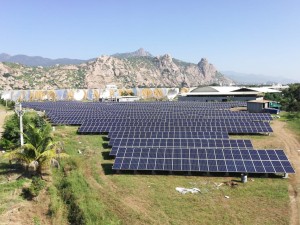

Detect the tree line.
xmin=264 ymin=83 xmax=300 ymax=112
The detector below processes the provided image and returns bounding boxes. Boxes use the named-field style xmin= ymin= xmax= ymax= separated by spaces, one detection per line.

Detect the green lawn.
xmin=49 ymin=126 xmax=290 ymax=225
xmin=280 ymin=111 xmax=300 ymax=138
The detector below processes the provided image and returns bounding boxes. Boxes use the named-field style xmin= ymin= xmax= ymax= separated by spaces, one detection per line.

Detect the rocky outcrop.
xmin=0 ymin=53 xmax=234 ymax=90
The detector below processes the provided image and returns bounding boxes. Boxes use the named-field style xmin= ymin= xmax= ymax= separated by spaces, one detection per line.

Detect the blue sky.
xmin=1 ymin=0 xmax=299 ymax=80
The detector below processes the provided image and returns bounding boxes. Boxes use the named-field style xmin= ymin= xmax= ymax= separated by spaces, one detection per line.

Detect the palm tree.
xmin=4 ymin=123 xmax=68 ymax=174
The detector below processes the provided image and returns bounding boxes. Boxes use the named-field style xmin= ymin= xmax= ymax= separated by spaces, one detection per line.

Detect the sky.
xmin=1 ymin=0 xmax=299 ymax=80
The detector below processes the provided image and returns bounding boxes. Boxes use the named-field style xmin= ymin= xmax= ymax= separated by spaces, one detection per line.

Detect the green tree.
xmin=281 ymin=83 xmax=300 ymax=112
xmin=4 ymin=123 xmax=68 ymax=174
xmin=264 ymin=92 xmax=282 ymax=102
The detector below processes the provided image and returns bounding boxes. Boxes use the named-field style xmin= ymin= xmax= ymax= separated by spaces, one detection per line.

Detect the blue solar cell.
xmin=284 ymin=166 xmax=295 ymax=173
xmin=264 ymin=167 xmax=275 ymax=173
xmin=255 ymin=167 xmax=265 ymax=173
xmin=138 ymin=163 xmax=147 ymax=170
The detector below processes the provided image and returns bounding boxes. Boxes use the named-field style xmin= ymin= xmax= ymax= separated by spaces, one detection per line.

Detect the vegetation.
xmin=280 ymin=112 xmax=300 ymax=137
xmin=22 ymin=176 xmax=46 ymax=199
xmin=0 ymin=112 xmax=46 ymax=150
xmin=0 ymin=98 xmax=15 ymax=109
xmin=4 ymin=121 xmax=68 ymax=174
xmin=264 ymin=83 xmax=300 ymax=111
xmin=120 ymin=90 xmax=134 ymax=96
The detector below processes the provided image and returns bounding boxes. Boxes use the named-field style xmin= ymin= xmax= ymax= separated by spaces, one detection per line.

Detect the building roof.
xmin=183 ymin=86 xmax=259 ymax=96
xmin=247 ymin=100 xmax=272 ymax=103
xmin=181 ymin=86 xmax=281 ymax=96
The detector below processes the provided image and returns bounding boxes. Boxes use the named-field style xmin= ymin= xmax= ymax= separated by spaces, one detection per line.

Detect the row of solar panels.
xmin=46 ymin=110 xmax=272 ymax=115
xmin=109 ymin=139 xmax=253 ymax=155
xmin=111 ymin=148 xmax=294 ymax=173
xmin=78 ymin=125 xmax=273 ymax=134
xmin=23 ymin=101 xmax=246 ymax=108
xmin=51 ymin=116 xmax=272 ymax=125
xmin=107 ymin=131 xmax=230 ymax=139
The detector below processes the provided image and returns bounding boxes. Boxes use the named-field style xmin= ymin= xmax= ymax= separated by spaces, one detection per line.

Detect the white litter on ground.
xmin=225 ymin=195 xmax=230 ymax=199
xmin=176 ymin=187 xmax=201 ymax=194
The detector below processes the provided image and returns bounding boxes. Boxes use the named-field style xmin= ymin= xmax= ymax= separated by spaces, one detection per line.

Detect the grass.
xmin=47 ymin=125 xmax=290 ymax=225
xmin=0 ymin=158 xmax=29 ymax=214
xmin=280 ymin=111 xmax=300 ymax=137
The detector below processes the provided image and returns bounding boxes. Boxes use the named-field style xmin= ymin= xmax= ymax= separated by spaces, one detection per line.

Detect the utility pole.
xmin=15 ymin=102 xmax=25 ymax=146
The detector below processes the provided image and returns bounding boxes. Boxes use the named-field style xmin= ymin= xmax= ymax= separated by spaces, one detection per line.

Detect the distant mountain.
xmin=0 ymin=53 xmax=91 ymax=67
xmin=0 ymin=48 xmax=153 ymax=67
xmin=221 ymin=71 xmax=298 ymax=85
xmin=0 ymin=50 xmax=233 ymax=89
xmin=112 ymin=48 xmax=153 ymax=58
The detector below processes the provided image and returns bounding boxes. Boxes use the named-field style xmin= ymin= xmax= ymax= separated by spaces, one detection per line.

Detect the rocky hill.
xmin=112 ymin=48 xmax=153 ymax=58
xmin=0 ymin=50 xmax=234 ymax=90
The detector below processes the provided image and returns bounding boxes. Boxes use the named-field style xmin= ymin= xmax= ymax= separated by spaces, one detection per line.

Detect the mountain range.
xmin=222 ymin=71 xmax=297 ymax=85
xmin=0 ymin=49 xmax=295 ymax=85
xmin=0 ymin=49 xmax=233 ymax=90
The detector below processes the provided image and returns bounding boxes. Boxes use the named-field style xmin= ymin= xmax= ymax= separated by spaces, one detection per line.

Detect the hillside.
xmin=222 ymin=70 xmax=298 ymax=85
xmin=0 ymin=52 xmax=233 ymax=89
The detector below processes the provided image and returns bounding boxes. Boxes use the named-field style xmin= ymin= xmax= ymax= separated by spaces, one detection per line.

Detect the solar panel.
xmin=112 ymin=148 xmax=295 ymax=174
xmin=109 ymin=138 xmax=253 ymax=155
xmin=22 ymin=101 xmax=293 ymax=176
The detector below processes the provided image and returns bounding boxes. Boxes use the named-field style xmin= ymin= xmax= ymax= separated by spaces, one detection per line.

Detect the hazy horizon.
xmin=1 ymin=0 xmax=299 ymax=81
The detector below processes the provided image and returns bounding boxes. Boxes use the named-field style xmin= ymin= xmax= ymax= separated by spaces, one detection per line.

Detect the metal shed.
xmin=247 ymin=100 xmax=271 ymax=113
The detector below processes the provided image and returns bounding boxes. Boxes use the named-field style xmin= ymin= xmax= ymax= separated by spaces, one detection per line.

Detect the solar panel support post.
xmin=206 ymin=172 xmax=211 ymax=176
xmin=116 ymin=170 xmax=120 ymax=174
xmin=134 ymin=170 xmax=138 ymax=175
xmin=283 ymin=173 xmax=288 ymax=179
xmin=187 ymin=171 xmax=191 ymax=176
xmin=169 ymin=171 xmax=173 ymax=175
xmin=151 ymin=170 xmax=156 ymax=175
xmin=225 ymin=172 xmax=229 ymax=177
xmin=241 ymin=174 xmax=248 ymax=183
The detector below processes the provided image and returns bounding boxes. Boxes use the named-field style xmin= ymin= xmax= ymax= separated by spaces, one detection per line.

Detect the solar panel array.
xmin=112 ymin=148 xmax=294 ymax=173
xmin=22 ymin=101 xmax=294 ymax=175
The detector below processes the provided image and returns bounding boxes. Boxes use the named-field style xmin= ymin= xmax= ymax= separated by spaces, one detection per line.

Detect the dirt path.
xmin=271 ymin=120 xmax=300 ymax=225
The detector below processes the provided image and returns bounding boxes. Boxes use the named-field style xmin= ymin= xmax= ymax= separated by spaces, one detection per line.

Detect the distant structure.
xmin=178 ymin=86 xmax=281 ymax=102
xmin=116 ymin=96 xmax=140 ymax=102
xmin=270 ymin=83 xmax=289 ymax=90
xmin=99 ymin=84 xmax=140 ymax=102
xmin=247 ymin=100 xmax=280 ymax=114
xmin=100 ymin=84 xmax=118 ymax=102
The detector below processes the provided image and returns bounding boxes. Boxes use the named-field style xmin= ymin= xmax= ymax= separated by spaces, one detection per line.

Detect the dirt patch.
xmin=272 ymin=120 xmax=300 ymax=225
xmin=0 ymin=190 xmax=51 ymax=225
